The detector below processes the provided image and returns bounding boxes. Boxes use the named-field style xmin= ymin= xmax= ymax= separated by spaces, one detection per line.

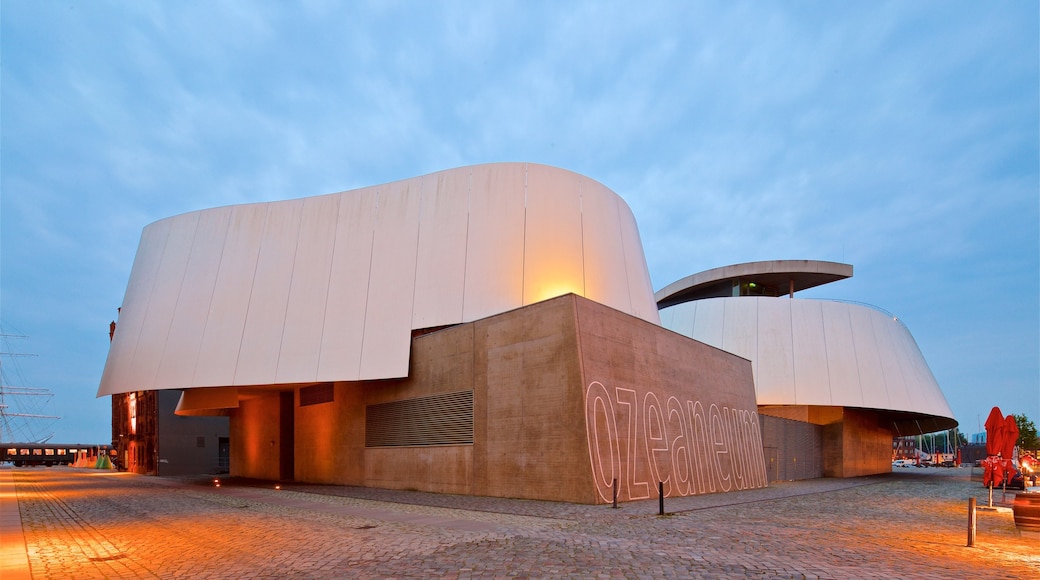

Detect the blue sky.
xmin=2 ymin=1 xmax=1037 ymax=444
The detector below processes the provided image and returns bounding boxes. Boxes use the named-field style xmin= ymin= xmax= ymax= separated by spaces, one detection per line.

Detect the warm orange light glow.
xmin=530 ymin=282 xmax=583 ymax=304
xmin=127 ymin=392 xmax=137 ymax=434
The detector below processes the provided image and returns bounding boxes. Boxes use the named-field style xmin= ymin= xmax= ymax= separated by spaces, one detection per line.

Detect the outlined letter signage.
xmin=584 ymin=381 xmax=767 ymax=503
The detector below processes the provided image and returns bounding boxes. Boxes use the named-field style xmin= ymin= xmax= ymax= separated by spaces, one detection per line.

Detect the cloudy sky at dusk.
xmin=2 ymin=1 xmax=1036 ymax=444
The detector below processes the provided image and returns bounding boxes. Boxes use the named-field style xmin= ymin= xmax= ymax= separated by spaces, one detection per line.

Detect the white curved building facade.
xmin=99 ymin=162 xmax=659 ymax=399
xmin=99 ymin=167 xmax=956 ymax=493
xmin=659 ymin=297 xmax=954 ymax=427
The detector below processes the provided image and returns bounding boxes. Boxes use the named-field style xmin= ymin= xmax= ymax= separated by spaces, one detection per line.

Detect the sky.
xmin=1 ymin=1 xmax=1037 ymax=444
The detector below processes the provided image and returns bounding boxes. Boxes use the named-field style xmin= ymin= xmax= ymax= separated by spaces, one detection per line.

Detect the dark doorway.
xmin=279 ymin=391 xmax=294 ymax=481
xmin=217 ymin=437 xmax=230 ymax=474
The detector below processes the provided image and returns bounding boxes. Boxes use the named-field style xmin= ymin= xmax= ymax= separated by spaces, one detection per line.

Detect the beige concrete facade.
xmin=230 ymin=295 xmax=766 ymax=504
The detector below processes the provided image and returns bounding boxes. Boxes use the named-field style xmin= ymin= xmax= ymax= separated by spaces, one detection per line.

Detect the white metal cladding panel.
xmin=721 ymin=297 xmax=758 ymax=363
xmin=129 ymin=212 xmax=200 ymax=389
xmin=691 ymin=298 xmax=726 ymax=350
xmin=580 ymin=180 xmax=632 ymax=314
xmin=316 ymin=190 xmax=376 ymax=382
xmin=820 ymin=301 xmax=864 ymax=407
xmin=871 ymin=311 xmax=912 ymax=411
xmin=234 ymin=200 xmax=304 ymax=386
xmin=848 ymin=305 xmax=889 ymax=409
xmin=412 ymin=169 xmax=469 ymax=329
xmin=157 ymin=207 xmax=231 ymax=389
xmin=100 ymin=163 xmax=664 ymax=395
xmin=755 ymin=298 xmax=796 ymax=405
xmin=667 ymin=301 xmax=696 ymax=340
xmin=276 ymin=194 xmax=340 ymax=384
xmin=790 ymin=299 xmax=832 ymax=406
xmin=359 ymin=178 xmax=422 ymax=380
xmin=462 ymin=163 xmax=525 ymax=322
xmin=193 ymin=204 xmax=268 ymax=387
xmin=618 ymin=205 xmax=660 ymax=324
xmin=523 ymin=164 xmax=585 ymax=305
xmin=98 ymin=220 xmax=171 ymax=395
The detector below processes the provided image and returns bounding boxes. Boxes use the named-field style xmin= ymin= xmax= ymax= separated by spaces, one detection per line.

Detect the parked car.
xmin=1006 ymin=468 xmax=1026 ymax=490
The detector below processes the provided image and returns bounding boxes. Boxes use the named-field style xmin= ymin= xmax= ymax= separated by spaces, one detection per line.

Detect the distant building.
xmin=893 ymin=437 xmax=918 ymax=462
xmin=111 ymin=390 xmax=228 ymax=476
xmin=99 ymin=163 xmax=956 ymax=502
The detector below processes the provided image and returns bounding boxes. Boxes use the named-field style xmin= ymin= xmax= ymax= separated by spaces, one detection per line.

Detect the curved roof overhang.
xmin=98 ymin=162 xmax=659 ymax=399
xmin=656 ymin=260 xmax=853 ymax=308
xmin=658 ymin=296 xmax=956 ymax=431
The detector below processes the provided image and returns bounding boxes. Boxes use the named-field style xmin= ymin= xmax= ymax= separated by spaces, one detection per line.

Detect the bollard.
xmin=967 ymin=497 xmax=976 ymax=547
xmin=612 ymin=478 xmax=618 ymax=509
xmin=658 ymin=481 xmax=664 ymax=516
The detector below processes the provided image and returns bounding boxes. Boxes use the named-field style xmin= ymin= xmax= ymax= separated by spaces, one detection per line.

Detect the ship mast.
xmin=0 ymin=332 xmax=60 ymax=443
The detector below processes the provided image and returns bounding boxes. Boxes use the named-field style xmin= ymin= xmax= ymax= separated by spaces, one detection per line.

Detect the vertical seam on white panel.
xmin=231 ymin=205 xmax=270 ymax=386
xmin=578 ymin=178 xmax=586 ymax=298
xmin=868 ymin=311 xmax=892 ymax=407
xmin=357 ymin=188 xmax=380 ymax=381
xmin=789 ymin=299 xmax=797 ymax=405
xmin=887 ymin=317 xmax=912 ymax=409
xmin=460 ymin=170 xmax=471 ymax=322
xmin=153 ymin=212 xmax=202 ymax=389
xmin=190 ymin=209 xmax=231 ymax=387
xmin=126 ymin=221 xmax=173 ymax=383
xmin=314 ymin=194 xmax=343 ymax=381
xmin=752 ymin=297 xmax=759 ymax=398
xmin=820 ymin=301 xmax=834 ymax=406
xmin=846 ymin=305 xmax=864 ymax=406
xmin=273 ymin=202 xmax=306 ymax=383
xmin=410 ymin=176 xmax=427 ymax=329
xmin=521 ymin=163 xmax=528 ymax=305
xmin=614 ymin=194 xmax=633 ymax=315
xmin=408 ymin=176 xmax=424 ymax=331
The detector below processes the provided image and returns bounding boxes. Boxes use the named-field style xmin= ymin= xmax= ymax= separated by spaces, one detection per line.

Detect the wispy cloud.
xmin=1 ymin=1 xmax=1036 ymax=441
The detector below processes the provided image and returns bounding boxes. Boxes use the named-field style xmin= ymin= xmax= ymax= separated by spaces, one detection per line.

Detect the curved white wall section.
xmin=659 ymin=297 xmax=955 ymax=420
xmin=98 ymin=163 xmax=659 ymax=396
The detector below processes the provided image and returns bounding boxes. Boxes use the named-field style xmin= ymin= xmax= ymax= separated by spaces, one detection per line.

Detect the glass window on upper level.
xmin=733 ymin=280 xmax=781 ymax=297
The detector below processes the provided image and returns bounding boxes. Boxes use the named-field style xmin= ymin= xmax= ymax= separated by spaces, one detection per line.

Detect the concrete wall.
xmin=230 ymin=394 xmax=284 ymax=481
xmin=230 ymin=294 xmax=766 ymax=503
xmin=761 ymin=404 xmax=895 ymax=478
xmin=759 ymin=414 xmax=823 ymax=482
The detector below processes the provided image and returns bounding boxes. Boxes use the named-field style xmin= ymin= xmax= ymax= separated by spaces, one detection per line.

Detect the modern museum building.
xmin=98 ymin=163 xmax=956 ymax=504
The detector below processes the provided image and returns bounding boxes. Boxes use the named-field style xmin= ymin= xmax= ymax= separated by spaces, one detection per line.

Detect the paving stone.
xmin=2 ymin=466 xmax=1037 ymax=578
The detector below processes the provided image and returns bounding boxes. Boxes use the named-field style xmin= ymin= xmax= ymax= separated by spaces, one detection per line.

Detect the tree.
xmin=950 ymin=428 xmax=967 ymax=448
xmin=1014 ymin=414 xmax=1039 ymax=450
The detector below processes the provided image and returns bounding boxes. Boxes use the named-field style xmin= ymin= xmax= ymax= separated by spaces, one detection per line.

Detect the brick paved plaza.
xmin=1 ymin=465 xmax=1036 ymax=579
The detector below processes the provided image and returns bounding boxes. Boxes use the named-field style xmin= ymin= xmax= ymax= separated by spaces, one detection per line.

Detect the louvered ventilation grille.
xmin=365 ymin=391 xmax=473 ymax=447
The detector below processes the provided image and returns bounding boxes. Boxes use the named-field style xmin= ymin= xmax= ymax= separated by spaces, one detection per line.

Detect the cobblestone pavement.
xmin=2 ymin=465 xmax=1037 ymax=579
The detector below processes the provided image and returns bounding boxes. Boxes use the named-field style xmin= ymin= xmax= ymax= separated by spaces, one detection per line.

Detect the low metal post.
xmin=967 ymin=497 xmax=976 ymax=547
xmin=658 ymin=481 xmax=664 ymax=516
xmin=612 ymin=478 xmax=618 ymax=509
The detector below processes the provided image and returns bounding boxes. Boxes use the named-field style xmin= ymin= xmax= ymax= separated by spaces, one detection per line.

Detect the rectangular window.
xmin=300 ymin=383 xmax=334 ymax=407
xmin=45 ymin=448 xmax=55 ymax=455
